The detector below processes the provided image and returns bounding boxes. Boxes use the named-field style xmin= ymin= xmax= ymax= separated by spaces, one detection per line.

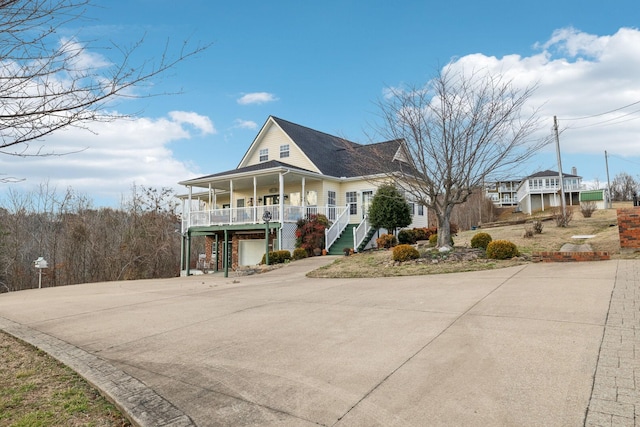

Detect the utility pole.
xmin=553 ymin=116 xmax=566 ymax=217
xmin=605 ymin=150 xmax=612 ymax=208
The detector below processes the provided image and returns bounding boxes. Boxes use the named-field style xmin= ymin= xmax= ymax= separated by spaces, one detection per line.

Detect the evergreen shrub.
xmin=261 ymin=250 xmax=291 ymax=264
xmin=392 ymin=244 xmax=420 ymax=262
xmin=376 ymin=233 xmax=398 ymax=249
xmin=486 ymin=240 xmax=519 ymax=260
xmin=292 ymin=248 xmax=308 ymax=260
xmin=470 ymin=232 xmax=492 ymax=249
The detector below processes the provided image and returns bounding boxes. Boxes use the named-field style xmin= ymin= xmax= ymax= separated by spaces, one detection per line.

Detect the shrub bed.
xmin=376 ymin=233 xmax=398 ymax=249
xmin=486 ymin=240 xmax=519 ymax=260
xmin=261 ymin=250 xmax=291 ymax=264
xmin=470 ymin=232 xmax=492 ymax=249
xmin=392 ymin=244 xmax=420 ymax=262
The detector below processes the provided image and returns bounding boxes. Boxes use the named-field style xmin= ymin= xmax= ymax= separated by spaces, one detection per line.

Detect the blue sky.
xmin=2 ymin=0 xmax=640 ymax=206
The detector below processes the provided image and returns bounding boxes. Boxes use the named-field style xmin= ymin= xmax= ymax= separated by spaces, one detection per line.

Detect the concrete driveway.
xmin=0 ymin=257 xmax=619 ymax=426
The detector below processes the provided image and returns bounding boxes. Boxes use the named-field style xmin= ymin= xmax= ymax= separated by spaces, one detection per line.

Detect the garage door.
xmin=239 ymin=239 xmax=266 ymax=266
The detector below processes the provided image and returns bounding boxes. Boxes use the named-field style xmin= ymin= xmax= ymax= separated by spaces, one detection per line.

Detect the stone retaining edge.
xmin=0 ymin=316 xmax=194 ymax=427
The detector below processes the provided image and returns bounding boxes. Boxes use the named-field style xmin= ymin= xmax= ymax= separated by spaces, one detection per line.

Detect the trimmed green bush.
xmin=398 ymin=227 xmax=437 ymax=244
xmin=376 ymin=233 xmax=398 ymax=249
xmin=398 ymin=229 xmax=417 ymax=244
xmin=470 ymin=232 xmax=492 ymax=249
xmin=261 ymin=250 xmax=291 ymax=264
xmin=486 ymin=240 xmax=519 ymax=260
xmin=292 ymin=248 xmax=308 ymax=260
xmin=392 ymin=244 xmax=420 ymax=262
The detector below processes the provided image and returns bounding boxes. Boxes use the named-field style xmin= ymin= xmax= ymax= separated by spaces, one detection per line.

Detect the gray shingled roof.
xmin=183 ymin=117 xmax=403 ymax=184
xmin=526 ymin=169 xmax=581 ymax=179
xmin=179 ymin=160 xmax=316 ymax=185
xmin=271 ymin=116 xmax=400 ymax=177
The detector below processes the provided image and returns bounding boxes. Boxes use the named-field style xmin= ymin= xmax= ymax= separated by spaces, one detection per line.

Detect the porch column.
xmin=301 ymin=177 xmax=306 ymax=211
xmin=187 ymin=186 xmax=192 ymax=228
xmin=229 ymin=179 xmax=234 ymax=223
xmin=185 ymin=231 xmax=191 ymax=276
xmin=208 ymin=183 xmax=212 ymax=207
xmin=224 ymin=229 xmax=229 ymax=278
xmin=541 ymin=192 xmax=545 ymax=211
xmin=279 ymin=172 xmax=284 ymax=249
xmin=253 ymin=176 xmax=257 ymax=222
xmin=214 ymin=234 xmax=219 ymax=272
xmin=180 ymin=233 xmax=185 ymax=272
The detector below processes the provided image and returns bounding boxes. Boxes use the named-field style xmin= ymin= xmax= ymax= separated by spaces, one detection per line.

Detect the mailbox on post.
xmin=34 ymin=257 xmax=48 ymax=289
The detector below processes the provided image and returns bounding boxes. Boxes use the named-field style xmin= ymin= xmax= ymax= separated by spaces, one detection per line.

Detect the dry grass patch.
xmin=309 ymin=206 xmax=635 ymax=279
xmin=307 ymin=248 xmax=526 ymax=278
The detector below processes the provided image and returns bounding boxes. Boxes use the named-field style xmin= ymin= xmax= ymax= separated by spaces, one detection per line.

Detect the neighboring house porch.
xmin=516 ymin=170 xmax=584 ymax=215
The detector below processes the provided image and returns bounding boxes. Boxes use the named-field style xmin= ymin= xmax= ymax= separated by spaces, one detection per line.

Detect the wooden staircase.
xmin=327 ymin=224 xmax=357 ymax=255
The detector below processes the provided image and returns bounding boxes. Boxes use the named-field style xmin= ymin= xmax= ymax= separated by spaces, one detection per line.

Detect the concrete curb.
xmin=0 ymin=316 xmax=194 ymax=427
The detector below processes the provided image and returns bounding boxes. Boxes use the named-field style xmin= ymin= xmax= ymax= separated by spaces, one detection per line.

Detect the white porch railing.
xmin=182 ymin=205 xmax=346 ymax=233
xmin=353 ymin=215 xmax=371 ymax=252
xmin=325 ymin=205 xmax=350 ymax=250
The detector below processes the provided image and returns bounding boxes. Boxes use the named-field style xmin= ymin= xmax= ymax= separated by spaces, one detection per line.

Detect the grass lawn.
xmin=308 ymin=204 xmax=634 ymax=279
xmin=0 ymin=331 xmax=131 ymax=426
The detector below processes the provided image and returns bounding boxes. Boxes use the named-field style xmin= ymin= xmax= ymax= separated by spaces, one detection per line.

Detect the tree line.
xmin=0 ymin=184 xmax=200 ymax=293
xmin=609 ymin=172 xmax=640 ymax=202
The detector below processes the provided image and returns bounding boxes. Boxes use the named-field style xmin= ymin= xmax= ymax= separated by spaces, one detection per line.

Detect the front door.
xmin=362 ymin=191 xmax=373 ymax=218
xmin=263 ymin=195 xmax=279 ymax=206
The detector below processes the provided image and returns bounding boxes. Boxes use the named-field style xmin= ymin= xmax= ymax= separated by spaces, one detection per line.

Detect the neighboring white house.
xmin=178 ymin=116 xmax=428 ymax=274
xmin=485 ymin=179 xmax=521 ymax=207
xmin=516 ymin=169 xmax=584 ymax=214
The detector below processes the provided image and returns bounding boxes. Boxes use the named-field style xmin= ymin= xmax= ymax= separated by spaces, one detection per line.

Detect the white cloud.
xmin=0 ymin=111 xmax=214 ymax=206
xmin=237 ymin=92 xmax=279 ymax=105
xmin=168 ymin=111 xmax=216 ymax=134
xmin=535 ymin=27 xmax=609 ymax=58
xmin=440 ymin=27 xmax=640 ymax=160
xmin=232 ymin=119 xmax=258 ymax=129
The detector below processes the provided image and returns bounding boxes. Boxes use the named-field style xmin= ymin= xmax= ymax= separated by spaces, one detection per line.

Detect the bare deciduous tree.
xmin=0 ymin=0 xmax=208 ymax=161
xmin=370 ymin=67 xmax=548 ymax=247
xmin=0 ymin=183 xmax=182 ymax=292
xmin=610 ymin=172 xmax=639 ymax=201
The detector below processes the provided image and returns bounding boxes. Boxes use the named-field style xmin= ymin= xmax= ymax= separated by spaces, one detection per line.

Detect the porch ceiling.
xmin=188 ymin=169 xmax=324 ymax=193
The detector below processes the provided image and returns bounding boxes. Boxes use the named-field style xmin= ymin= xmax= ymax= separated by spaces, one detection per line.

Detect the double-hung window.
xmin=346 ymin=191 xmax=357 ymax=215
xmin=259 ymin=148 xmax=268 ymax=162
xmin=279 ymin=144 xmax=290 ymax=158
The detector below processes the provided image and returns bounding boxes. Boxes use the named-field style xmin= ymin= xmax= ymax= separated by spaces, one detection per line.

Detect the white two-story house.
xmin=485 ymin=179 xmax=521 ymax=207
xmin=178 ymin=116 xmax=428 ymax=275
xmin=516 ymin=169 xmax=583 ymax=214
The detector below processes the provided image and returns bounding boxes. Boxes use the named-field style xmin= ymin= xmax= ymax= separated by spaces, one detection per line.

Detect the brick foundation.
xmin=532 ymin=251 xmax=610 ymax=262
xmin=617 ymin=208 xmax=640 ymax=249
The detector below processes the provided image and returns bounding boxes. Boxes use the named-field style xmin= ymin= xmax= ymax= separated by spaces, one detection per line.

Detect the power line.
xmin=567 ymin=107 xmax=640 ymax=129
xmin=562 ymin=99 xmax=640 ymax=121
xmin=608 ymin=153 xmax=640 ymax=168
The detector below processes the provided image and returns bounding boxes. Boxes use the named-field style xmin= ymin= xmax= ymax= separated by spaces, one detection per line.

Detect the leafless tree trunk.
xmin=370 ymin=67 xmax=547 ymax=247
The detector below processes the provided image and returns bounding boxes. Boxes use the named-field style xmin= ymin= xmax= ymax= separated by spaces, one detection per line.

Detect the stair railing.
xmin=325 ymin=205 xmax=350 ymax=250
xmin=353 ymin=215 xmax=370 ymax=252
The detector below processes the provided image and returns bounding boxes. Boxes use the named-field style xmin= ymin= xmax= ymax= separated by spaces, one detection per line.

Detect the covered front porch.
xmin=178 ymin=164 xmax=357 ymax=276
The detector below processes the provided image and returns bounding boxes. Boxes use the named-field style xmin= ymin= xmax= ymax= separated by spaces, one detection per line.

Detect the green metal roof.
xmin=580 ymin=190 xmax=605 ymax=201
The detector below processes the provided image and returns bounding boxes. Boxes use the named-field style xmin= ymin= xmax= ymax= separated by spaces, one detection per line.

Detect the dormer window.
xmin=259 ymin=148 xmax=268 ymax=162
xmin=280 ymin=144 xmax=290 ymax=158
